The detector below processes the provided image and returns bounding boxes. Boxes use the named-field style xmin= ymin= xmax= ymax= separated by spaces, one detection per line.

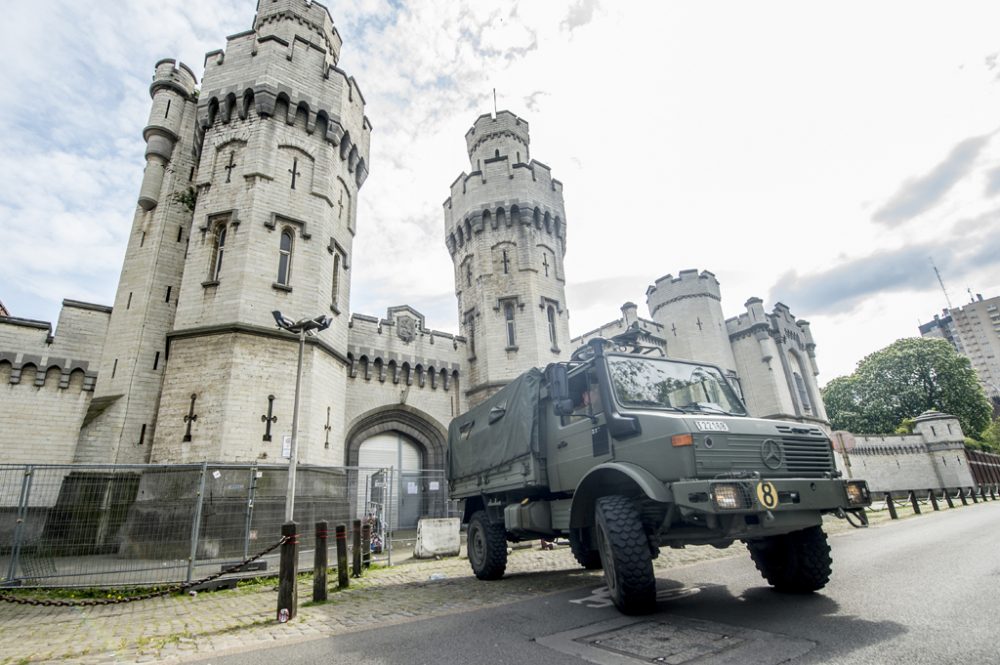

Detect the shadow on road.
xmin=647 ymin=579 xmax=907 ymax=664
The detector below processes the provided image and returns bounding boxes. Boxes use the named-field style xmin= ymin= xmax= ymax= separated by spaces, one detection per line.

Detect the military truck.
xmin=447 ymin=333 xmax=871 ymax=614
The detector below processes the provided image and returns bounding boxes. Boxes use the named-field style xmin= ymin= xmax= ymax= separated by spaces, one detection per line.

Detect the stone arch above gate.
xmin=344 ymin=404 xmax=447 ymax=470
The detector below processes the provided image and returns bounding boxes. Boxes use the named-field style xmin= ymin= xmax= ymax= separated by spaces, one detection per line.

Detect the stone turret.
xmin=77 ymin=59 xmax=201 ymax=464
xmin=444 ymin=111 xmax=570 ymax=405
xmin=646 ymin=269 xmax=737 ymax=374
xmin=138 ymin=61 xmax=198 ymax=210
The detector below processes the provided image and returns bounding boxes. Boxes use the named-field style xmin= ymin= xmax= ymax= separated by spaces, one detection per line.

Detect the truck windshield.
xmin=606 ymin=355 xmax=747 ymax=416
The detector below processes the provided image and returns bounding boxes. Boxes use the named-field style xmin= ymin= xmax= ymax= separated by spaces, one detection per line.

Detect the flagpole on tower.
xmin=493 ymin=88 xmax=497 ymax=115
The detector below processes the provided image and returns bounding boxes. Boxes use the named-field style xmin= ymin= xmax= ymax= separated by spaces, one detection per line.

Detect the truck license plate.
xmin=695 ymin=420 xmax=729 ymax=432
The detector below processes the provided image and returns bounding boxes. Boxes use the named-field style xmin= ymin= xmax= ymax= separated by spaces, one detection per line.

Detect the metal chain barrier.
xmin=0 ymin=536 xmax=288 ymax=607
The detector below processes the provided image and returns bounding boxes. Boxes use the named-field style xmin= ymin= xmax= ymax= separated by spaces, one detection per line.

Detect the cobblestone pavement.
xmin=0 ymin=510 xmax=899 ymax=664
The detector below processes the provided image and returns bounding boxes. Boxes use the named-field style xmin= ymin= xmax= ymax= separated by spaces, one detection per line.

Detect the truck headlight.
xmin=845 ymin=481 xmax=870 ymax=506
xmin=712 ymin=483 xmax=746 ymax=510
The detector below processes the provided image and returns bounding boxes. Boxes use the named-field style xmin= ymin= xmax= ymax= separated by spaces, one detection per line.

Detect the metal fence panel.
xmin=0 ymin=463 xmax=451 ymax=588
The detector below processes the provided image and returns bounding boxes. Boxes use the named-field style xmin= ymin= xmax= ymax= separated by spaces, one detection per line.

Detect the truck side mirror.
xmin=546 ymin=364 xmax=574 ymax=416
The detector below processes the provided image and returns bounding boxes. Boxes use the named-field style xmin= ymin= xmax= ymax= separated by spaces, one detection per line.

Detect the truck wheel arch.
xmin=570 ymin=462 xmax=672 ymax=529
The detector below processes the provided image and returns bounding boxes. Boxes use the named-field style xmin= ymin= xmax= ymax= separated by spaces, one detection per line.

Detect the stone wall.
xmin=833 ymin=412 xmax=975 ymax=492
xmin=0 ymin=301 xmax=109 ymax=464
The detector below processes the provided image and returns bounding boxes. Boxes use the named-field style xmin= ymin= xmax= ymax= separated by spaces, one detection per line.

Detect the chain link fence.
xmin=0 ymin=463 xmax=450 ymax=588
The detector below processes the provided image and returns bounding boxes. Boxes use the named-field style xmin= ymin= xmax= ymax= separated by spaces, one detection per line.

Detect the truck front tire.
xmin=468 ymin=511 xmax=507 ymax=580
xmin=595 ymin=495 xmax=657 ymax=614
xmin=746 ymin=525 xmax=832 ymax=593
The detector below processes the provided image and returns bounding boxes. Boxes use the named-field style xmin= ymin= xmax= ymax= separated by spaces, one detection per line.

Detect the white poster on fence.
xmin=282 ymin=435 xmax=292 ymax=459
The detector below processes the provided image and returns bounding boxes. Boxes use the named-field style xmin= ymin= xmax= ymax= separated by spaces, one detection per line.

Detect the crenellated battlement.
xmin=646 ymin=269 xmax=722 ymax=318
xmin=443 ymin=159 xmax=565 ymax=255
xmin=151 ymin=59 xmax=198 ymax=99
xmin=346 ymin=309 xmax=465 ymax=389
xmin=196 ymin=10 xmax=371 ymax=188
xmin=465 ymin=111 xmax=531 ymax=168
xmin=253 ymin=0 xmax=342 ymax=64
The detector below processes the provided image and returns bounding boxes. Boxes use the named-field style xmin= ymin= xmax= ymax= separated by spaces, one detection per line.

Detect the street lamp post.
xmin=272 ymin=311 xmax=332 ymax=522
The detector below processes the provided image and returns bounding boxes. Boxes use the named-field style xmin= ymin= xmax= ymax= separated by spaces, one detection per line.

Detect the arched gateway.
xmin=344 ymin=405 xmax=449 ymax=529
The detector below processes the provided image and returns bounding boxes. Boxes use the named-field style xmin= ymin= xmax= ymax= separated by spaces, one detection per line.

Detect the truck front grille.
xmin=695 ymin=435 xmax=834 ymax=478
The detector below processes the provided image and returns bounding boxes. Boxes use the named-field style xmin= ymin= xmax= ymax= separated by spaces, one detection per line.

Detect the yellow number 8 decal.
xmin=756 ymin=481 xmax=778 ymax=509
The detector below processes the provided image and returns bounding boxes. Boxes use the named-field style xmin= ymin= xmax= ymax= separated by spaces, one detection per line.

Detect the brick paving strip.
xmin=0 ymin=512 xmax=897 ymax=664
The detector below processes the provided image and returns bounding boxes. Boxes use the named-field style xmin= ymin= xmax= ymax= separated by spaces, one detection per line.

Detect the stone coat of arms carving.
xmin=397 ymin=316 xmax=416 ymax=343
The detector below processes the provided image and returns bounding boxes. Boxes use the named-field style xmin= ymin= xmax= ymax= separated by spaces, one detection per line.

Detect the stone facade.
xmin=574 ymin=269 xmax=826 ymax=426
xmin=833 ymin=411 xmax=975 ymax=492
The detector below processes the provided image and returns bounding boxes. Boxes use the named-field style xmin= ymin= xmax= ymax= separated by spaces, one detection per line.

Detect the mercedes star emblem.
xmin=760 ymin=439 xmax=783 ymax=469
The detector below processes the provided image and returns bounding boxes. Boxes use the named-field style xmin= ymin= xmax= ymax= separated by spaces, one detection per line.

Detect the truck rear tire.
xmin=569 ymin=529 xmax=602 ymax=570
xmin=746 ymin=525 xmax=831 ymax=593
xmin=595 ymin=496 xmax=656 ymax=614
xmin=468 ymin=511 xmax=507 ymax=580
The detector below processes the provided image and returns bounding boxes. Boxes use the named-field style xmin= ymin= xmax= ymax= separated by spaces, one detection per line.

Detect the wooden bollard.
xmin=928 ymin=490 xmax=940 ymax=511
xmin=362 ymin=523 xmax=372 ymax=570
xmin=313 ymin=520 xmax=328 ymax=602
xmin=336 ymin=524 xmax=349 ymax=589
xmin=352 ymin=519 xmax=362 ymax=578
xmin=885 ymin=492 xmax=898 ymax=520
xmin=909 ymin=490 xmax=921 ymax=514
xmin=944 ymin=488 xmax=955 ymax=509
xmin=277 ymin=521 xmax=298 ymax=623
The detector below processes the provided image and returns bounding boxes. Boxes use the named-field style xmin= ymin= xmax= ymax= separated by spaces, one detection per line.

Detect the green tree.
xmin=821 ymin=337 xmax=993 ymax=437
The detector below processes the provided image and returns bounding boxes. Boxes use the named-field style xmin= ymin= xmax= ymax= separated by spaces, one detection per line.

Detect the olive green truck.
xmin=447 ymin=335 xmax=871 ymax=614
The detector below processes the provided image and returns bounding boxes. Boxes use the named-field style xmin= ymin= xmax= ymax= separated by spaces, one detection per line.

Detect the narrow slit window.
xmin=547 ymin=305 xmax=557 ymax=347
xmin=153 ymin=351 xmax=160 ymax=370
xmin=164 ymin=99 xmax=171 ymax=118
xmin=277 ymin=229 xmax=293 ymax=285
xmin=332 ymin=253 xmax=341 ymax=305
xmin=139 ymin=423 xmax=147 ymax=446
xmin=112 ymin=359 xmax=118 ymax=378
xmin=209 ymin=224 xmax=227 ymax=281
xmin=126 ymin=292 xmax=132 ymax=310
xmin=165 ymin=286 xmax=172 ymax=303
xmin=505 ymin=303 xmax=516 ymax=348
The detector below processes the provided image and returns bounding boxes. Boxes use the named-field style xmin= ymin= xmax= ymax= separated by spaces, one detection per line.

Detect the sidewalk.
xmin=0 ymin=512 xmax=890 ymax=664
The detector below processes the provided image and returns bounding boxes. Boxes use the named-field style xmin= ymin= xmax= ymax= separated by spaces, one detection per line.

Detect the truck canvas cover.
xmin=447 ymin=368 xmax=542 ymax=482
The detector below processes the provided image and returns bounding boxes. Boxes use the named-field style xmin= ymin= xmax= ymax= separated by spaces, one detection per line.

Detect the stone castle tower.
xmin=646 ymin=270 xmax=738 ymax=376
xmin=80 ymin=0 xmax=371 ymax=464
xmin=444 ymin=111 xmax=570 ymax=405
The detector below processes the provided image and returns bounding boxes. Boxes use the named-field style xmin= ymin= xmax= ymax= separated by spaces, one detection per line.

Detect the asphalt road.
xmin=193 ymin=503 xmax=1000 ymax=665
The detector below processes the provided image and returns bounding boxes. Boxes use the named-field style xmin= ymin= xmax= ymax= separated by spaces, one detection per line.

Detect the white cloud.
xmin=3 ymin=0 xmax=1000 ymax=387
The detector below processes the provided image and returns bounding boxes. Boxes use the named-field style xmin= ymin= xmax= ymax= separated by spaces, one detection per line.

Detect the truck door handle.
xmin=557 ymin=441 xmax=568 ymax=449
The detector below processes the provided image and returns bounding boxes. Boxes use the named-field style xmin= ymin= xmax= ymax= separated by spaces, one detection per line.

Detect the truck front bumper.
xmin=669 ymin=477 xmax=871 ymax=515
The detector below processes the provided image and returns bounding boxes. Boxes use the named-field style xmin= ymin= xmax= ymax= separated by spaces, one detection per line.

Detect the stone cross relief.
xmin=671 ymin=324 xmax=677 ymax=336
xmin=337 ymin=189 xmax=345 ymax=220
xmin=324 ymin=407 xmax=332 ymax=449
xmin=224 ymin=151 xmax=237 ymax=183
xmin=501 ymin=251 xmax=510 ymax=274
xmin=289 ymin=158 xmax=301 ymax=190
xmin=696 ymin=317 xmax=703 ymax=331
xmin=183 ymin=393 xmax=198 ymax=442
xmin=261 ymin=394 xmax=277 ymax=442
xmin=542 ymin=253 xmax=550 ymax=277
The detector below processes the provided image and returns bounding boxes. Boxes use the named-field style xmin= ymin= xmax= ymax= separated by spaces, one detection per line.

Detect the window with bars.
xmin=277 ymin=229 xmax=293 ymax=285
xmin=504 ymin=302 xmax=516 ymax=348
xmin=208 ymin=223 xmax=227 ymax=281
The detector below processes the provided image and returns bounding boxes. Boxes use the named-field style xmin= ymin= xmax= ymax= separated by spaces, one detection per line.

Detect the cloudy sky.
xmin=2 ymin=0 xmax=999 ymax=384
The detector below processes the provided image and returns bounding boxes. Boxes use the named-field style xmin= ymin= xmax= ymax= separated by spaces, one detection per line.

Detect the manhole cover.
xmin=538 ymin=615 xmax=814 ymax=665
xmin=587 ymin=620 xmax=743 ymax=664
